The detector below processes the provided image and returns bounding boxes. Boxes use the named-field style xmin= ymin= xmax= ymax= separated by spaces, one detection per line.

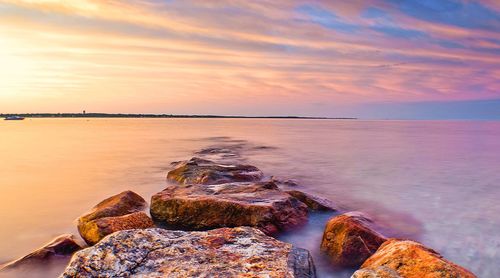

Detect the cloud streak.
xmin=0 ymin=0 xmax=499 ymax=117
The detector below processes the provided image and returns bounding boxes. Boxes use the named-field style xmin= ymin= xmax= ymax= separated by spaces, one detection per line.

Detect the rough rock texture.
xmin=79 ymin=212 xmax=155 ymax=246
xmin=167 ymin=157 xmax=263 ymax=185
xmin=321 ymin=212 xmax=387 ymax=267
xmin=61 ymin=227 xmax=316 ymax=278
xmin=77 ymin=190 xmax=153 ymax=245
xmin=351 ymin=266 xmax=401 ymax=278
xmin=0 ymin=234 xmax=82 ymax=271
xmin=150 ymin=181 xmax=308 ymax=235
xmin=286 ymin=190 xmax=337 ymax=211
xmin=355 ymin=239 xmax=476 ymax=278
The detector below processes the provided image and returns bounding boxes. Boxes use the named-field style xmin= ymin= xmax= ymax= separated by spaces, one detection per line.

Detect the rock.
xmin=0 ymin=234 xmax=82 ymax=270
xmin=351 ymin=266 xmax=401 ymax=278
xmin=286 ymin=190 xmax=337 ymax=211
xmin=77 ymin=190 xmax=153 ymax=245
xmin=61 ymin=227 xmax=316 ymax=277
xmin=320 ymin=212 xmax=387 ymax=267
xmin=271 ymin=176 xmax=300 ymax=187
xmin=79 ymin=212 xmax=155 ymax=245
xmin=356 ymin=239 xmax=476 ymax=278
xmin=150 ymin=181 xmax=308 ymax=235
xmin=194 ymin=145 xmax=243 ymax=162
xmin=167 ymin=157 xmax=263 ymax=185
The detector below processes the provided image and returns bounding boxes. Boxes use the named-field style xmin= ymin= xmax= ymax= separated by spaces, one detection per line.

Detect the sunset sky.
xmin=1 ymin=0 xmax=499 ymax=119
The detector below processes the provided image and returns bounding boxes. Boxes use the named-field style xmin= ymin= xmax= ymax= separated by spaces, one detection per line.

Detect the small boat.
xmin=4 ymin=116 xmax=25 ymax=121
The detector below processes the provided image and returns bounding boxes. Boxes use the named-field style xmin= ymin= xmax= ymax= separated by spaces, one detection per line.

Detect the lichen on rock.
xmin=61 ymin=227 xmax=316 ymax=278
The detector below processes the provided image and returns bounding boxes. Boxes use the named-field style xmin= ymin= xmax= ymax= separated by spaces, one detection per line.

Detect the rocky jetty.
xmin=77 ymin=190 xmax=154 ymax=245
xmin=167 ymin=157 xmax=264 ymax=185
xmin=352 ymin=239 xmax=476 ymax=278
xmin=5 ymin=141 xmax=477 ymax=278
xmin=150 ymin=181 xmax=309 ymax=235
xmin=321 ymin=212 xmax=387 ymax=267
xmin=0 ymin=234 xmax=82 ymax=271
xmin=61 ymin=227 xmax=316 ymax=278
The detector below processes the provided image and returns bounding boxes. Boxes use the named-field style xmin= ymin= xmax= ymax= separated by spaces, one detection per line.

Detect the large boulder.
xmin=61 ymin=227 xmax=316 ymax=277
xmin=150 ymin=181 xmax=308 ymax=235
xmin=167 ymin=157 xmax=263 ymax=185
xmin=0 ymin=234 xmax=82 ymax=271
xmin=321 ymin=212 xmax=387 ymax=267
xmin=77 ymin=191 xmax=154 ymax=245
xmin=353 ymin=239 xmax=476 ymax=278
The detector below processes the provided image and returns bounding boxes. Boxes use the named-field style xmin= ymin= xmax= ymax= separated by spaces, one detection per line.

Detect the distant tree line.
xmin=0 ymin=113 xmax=356 ymax=119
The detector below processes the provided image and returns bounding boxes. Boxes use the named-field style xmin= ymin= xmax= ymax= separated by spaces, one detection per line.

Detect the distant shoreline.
xmin=0 ymin=113 xmax=356 ymax=120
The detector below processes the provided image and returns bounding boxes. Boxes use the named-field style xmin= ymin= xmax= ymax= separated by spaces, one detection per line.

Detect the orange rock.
xmin=320 ymin=212 xmax=386 ymax=267
xmin=150 ymin=181 xmax=308 ymax=235
xmin=78 ymin=211 xmax=154 ymax=245
xmin=77 ymin=190 xmax=154 ymax=245
xmin=355 ymin=239 xmax=476 ymax=278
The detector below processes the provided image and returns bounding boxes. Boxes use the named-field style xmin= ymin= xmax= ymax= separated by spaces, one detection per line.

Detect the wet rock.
xmin=167 ymin=157 xmax=263 ymax=185
xmin=286 ymin=190 xmax=337 ymax=211
xmin=321 ymin=212 xmax=387 ymax=267
xmin=271 ymin=176 xmax=300 ymax=187
xmin=61 ymin=227 xmax=316 ymax=278
xmin=355 ymin=239 xmax=476 ymax=278
xmin=150 ymin=181 xmax=308 ymax=235
xmin=77 ymin=190 xmax=153 ymax=245
xmin=194 ymin=145 xmax=243 ymax=162
xmin=0 ymin=234 xmax=82 ymax=271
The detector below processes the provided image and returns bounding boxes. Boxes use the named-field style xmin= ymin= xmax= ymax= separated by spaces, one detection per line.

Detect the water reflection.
xmin=0 ymin=119 xmax=498 ymax=277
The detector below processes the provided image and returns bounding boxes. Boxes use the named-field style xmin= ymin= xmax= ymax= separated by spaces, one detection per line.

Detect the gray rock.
xmin=61 ymin=227 xmax=316 ymax=277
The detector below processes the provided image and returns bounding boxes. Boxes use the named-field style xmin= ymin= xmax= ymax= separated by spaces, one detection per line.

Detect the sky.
xmin=0 ymin=0 xmax=499 ymax=119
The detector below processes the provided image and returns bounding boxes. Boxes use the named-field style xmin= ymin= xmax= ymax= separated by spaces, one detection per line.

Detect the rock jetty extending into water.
xmin=0 ymin=141 xmax=477 ymax=277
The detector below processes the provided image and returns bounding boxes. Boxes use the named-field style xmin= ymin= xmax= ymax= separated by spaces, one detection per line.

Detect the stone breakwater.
xmin=0 ymin=143 xmax=476 ymax=277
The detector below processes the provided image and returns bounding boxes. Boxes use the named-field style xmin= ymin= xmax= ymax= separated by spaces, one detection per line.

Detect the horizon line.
xmin=0 ymin=112 xmax=357 ymax=120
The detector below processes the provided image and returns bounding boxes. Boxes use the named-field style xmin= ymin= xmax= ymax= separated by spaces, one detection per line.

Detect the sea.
xmin=0 ymin=118 xmax=499 ymax=277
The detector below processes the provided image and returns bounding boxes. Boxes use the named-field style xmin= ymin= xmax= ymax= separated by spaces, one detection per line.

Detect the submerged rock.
xmin=286 ymin=190 xmax=337 ymax=211
xmin=61 ymin=227 xmax=316 ymax=278
xmin=150 ymin=181 xmax=308 ymax=235
xmin=0 ymin=234 xmax=82 ymax=271
xmin=167 ymin=157 xmax=263 ymax=185
xmin=77 ymin=190 xmax=154 ymax=245
xmin=321 ymin=212 xmax=387 ymax=267
xmin=354 ymin=239 xmax=476 ymax=278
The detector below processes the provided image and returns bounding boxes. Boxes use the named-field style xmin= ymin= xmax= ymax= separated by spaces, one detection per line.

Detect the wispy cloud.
xmin=0 ymin=0 xmax=499 ymax=116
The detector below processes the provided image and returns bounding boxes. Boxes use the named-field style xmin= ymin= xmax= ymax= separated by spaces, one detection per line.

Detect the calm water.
xmin=0 ymin=119 xmax=499 ymax=277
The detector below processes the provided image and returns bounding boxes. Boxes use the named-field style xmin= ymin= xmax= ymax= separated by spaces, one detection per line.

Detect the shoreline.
xmin=0 ymin=113 xmax=356 ymax=120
